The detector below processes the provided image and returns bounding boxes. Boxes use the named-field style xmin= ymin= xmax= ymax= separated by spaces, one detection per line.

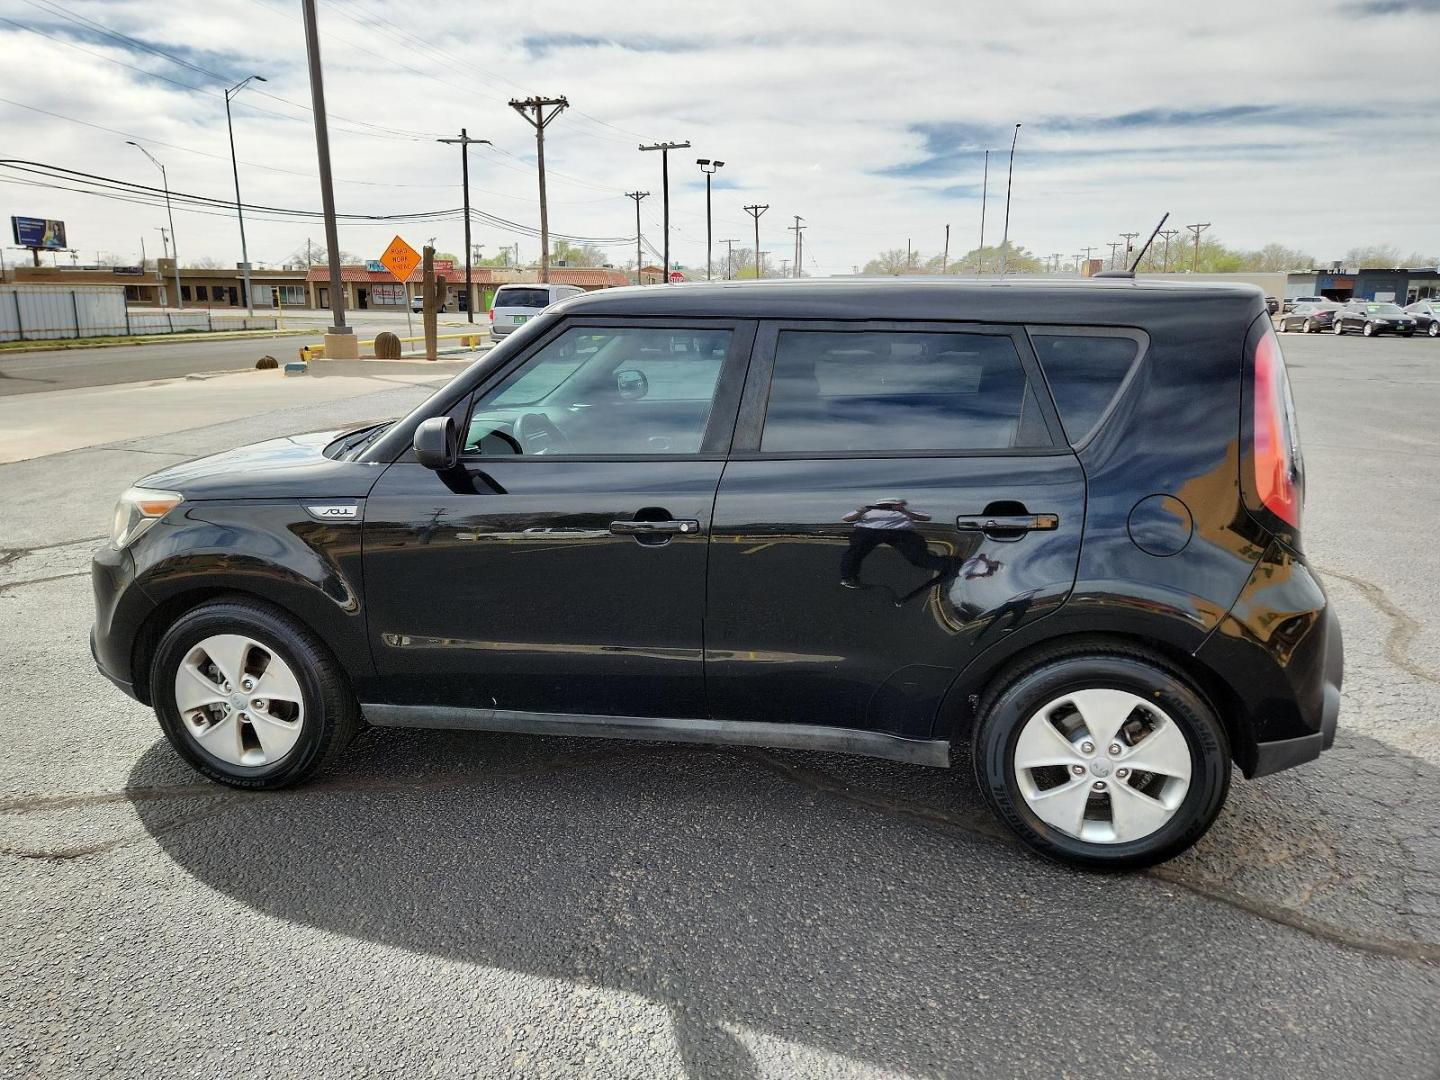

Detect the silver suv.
xmin=490 ymin=283 xmax=585 ymax=339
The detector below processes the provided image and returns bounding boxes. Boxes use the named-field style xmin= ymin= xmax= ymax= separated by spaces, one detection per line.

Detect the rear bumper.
xmin=1195 ymin=542 xmax=1342 ymax=778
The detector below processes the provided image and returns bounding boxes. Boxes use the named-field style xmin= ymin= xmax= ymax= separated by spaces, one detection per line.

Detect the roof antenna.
xmin=1128 ymin=212 xmax=1170 ymax=273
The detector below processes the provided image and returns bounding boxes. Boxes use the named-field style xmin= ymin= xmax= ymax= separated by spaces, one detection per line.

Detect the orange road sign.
xmin=379 ymin=235 xmax=421 ymax=281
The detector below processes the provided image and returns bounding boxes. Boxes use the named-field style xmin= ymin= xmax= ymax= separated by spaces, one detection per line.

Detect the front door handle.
xmin=955 ymin=513 xmax=1059 ymax=541
xmin=609 ymin=519 xmax=702 ymax=536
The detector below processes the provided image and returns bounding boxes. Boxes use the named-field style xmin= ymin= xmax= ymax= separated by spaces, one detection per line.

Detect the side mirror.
xmin=413 ymin=415 xmax=458 ymax=470
xmin=615 ymin=368 xmax=649 ymax=401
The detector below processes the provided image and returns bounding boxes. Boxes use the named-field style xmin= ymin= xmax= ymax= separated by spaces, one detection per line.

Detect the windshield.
xmin=493 ymin=288 xmax=552 ymax=309
xmin=1367 ymin=303 xmax=1403 ymax=314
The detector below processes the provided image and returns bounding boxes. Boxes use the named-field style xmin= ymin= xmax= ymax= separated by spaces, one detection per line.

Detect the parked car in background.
xmin=1277 ymin=302 xmax=1341 ymax=334
xmin=91 ymin=279 xmax=1340 ymax=871
xmin=1264 ymin=296 xmax=1279 ymax=315
xmin=1283 ymin=295 xmax=1326 ymax=314
xmin=411 ymin=294 xmax=449 ymax=313
xmin=489 ymin=283 xmax=586 ymax=340
xmin=1333 ymin=300 xmax=1417 ymax=337
xmin=1403 ymin=299 xmax=1440 ymax=338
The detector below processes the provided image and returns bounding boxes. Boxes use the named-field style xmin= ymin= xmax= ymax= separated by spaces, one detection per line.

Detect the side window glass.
xmin=759 ymin=330 xmax=1049 ymax=453
xmin=465 ymin=326 xmax=732 ymax=456
xmin=1029 ymin=333 xmax=1141 ymax=443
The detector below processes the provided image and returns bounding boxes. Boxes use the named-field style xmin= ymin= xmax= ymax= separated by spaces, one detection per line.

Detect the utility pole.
xmin=624 ymin=191 xmax=649 ymax=285
xmin=127 ymin=142 xmax=182 ymax=309
xmin=787 ymin=216 xmax=805 ymax=279
xmin=1050 ymin=252 xmax=1064 ymax=275
xmin=696 ymin=159 xmax=724 ymax=281
xmin=1071 ymin=254 xmax=1084 ymax=276
xmin=942 ymin=224 xmax=951 ymax=275
xmin=638 ymin=140 xmax=691 ymax=282
xmin=906 ymin=238 xmax=913 ymax=273
xmin=437 ymin=128 xmax=492 ymax=322
xmin=1107 ymin=242 xmax=1123 ymax=269
xmin=300 ymin=0 xmax=353 ymax=352
xmin=978 ymin=149 xmax=990 ymax=273
xmin=779 ymin=258 xmax=790 ymax=278
xmin=1158 ymin=228 xmax=1179 ymax=272
xmin=1118 ymin=231 xmax=1139 ymax=271
xmin=1185 ymin=223 xmax=1211 ymax=272
xmin=998 ymin=123 xmax=1021 ymax=275
xmin=720 ymin=238 xmax=741 ymax=281
xmin=509 ymin=95 xmax=569 ymax=283
xmin=743 ymin=204 xmax=769 ymax=279
xmin=224 ymin=72 xmax=266 ymax=316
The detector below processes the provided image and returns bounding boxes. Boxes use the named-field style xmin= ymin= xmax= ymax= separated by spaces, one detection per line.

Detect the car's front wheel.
xmin=1363 ymin=322 xmax=1375 ymax=337
xmin=1332 ymin=318 xmax=1344 ymax=335
xmin=1429 ymin=322 xmax=1439 ymax=338
xmin=1303 ymin=319 xmax=1313 ymax=333
xmin=974 ymin=643 xmax=1231 ymax=870
xmin=151 ymin=597 xmax=360 ymax=789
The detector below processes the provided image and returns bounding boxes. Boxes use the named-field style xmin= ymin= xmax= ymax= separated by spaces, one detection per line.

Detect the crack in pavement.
xmin=728 ymin=746 xmax=1440 ymax=968
xmin=7 ymin=742 xmax=1437 ymax=968
xmin=1321 ymin=565 xmax=1440 ymax=686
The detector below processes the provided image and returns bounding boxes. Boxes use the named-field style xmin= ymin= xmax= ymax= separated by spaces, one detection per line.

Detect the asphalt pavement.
xmin=0 ymin=331 xmax=1437 ymax=1078
xmin=0 ymin=311 xmax=486 ymax=396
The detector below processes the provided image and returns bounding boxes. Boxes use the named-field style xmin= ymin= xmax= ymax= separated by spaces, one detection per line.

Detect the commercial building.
xmin=5 ymin=261 xmax=309 ymax=309
xmin=303 ymin=263 xmax=630 ymax=313
xmin=1284 ymin=267 xmax=1440 ymax=304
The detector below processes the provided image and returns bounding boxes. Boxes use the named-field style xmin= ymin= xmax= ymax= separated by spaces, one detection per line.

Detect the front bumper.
xmin=91 ymin=542 xmax=146 ymax=704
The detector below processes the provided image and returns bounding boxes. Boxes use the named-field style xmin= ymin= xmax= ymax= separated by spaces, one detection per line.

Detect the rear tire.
xmin=1303 ymin=319 xmax=1313 ymax=333
xmin=1363 ymin=322 xmax=1375 ymax=337
xmin=1332 ymin=319 xmax=1344 ymax=335
xmin=1429 ymin=322 xmax=1439 ymax=338
xmin=151 ymin=597 xmax=360 ymax=789
xmin=973 ymin=643 xmax=1231 ymax=870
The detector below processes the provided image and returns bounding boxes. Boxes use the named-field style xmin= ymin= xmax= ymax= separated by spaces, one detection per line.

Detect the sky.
xmin=2 ymin=0 xmax=1438 ymax=275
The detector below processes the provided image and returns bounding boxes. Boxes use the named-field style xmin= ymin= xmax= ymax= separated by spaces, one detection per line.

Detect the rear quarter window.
xmin=1029 ymin=332 xmax=1142 ymax=444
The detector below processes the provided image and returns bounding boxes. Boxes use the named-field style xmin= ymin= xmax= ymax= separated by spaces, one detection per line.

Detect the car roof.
xmin=551 ymin=276 xmax=1265 ymax=324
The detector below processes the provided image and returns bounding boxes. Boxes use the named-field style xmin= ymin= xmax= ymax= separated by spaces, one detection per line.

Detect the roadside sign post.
xmin=379 ymin=235 xmax=422 ymax=349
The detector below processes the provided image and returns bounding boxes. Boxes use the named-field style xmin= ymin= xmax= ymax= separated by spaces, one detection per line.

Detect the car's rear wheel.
xmin=1332 ymin=319 xmax=1344 ymax=335
xmin=151 ymin=597 xmax=360 ymax=789
xmin=974 ymin=644 xmax=1231 ymax=870
xmin=1429 ymin=322 xmax=1439 ymax=338
xmin=1363 ymin=322 xmax=1375 ymax=337
xmin=1303 ymin=319 xmax=1313 ymax=333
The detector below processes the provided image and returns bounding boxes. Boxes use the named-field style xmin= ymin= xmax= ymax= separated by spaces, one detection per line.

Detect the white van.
xmin=489 ymin=283 xmax=585 ymax=340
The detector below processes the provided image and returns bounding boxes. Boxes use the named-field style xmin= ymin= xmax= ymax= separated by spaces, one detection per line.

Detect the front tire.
xmin=1363 ymin=322 xmax=1375 ymax=337
xmin=1429 ymin=322 xmax=1439 ymax=338
xmin=1303 ymin=319 xmax=1313 ymax=333
xmin=1332 ymin=319 xmax=1345 ymax=335
xmin=973 ymin=644 xmax=1231 ymax=870
xmin=151 ymin=597 xmax=360 ymax=789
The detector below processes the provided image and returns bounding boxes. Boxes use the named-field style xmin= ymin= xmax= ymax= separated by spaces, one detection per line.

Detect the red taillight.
xmin=1253 ymin=328 xmax=1301 ymax=527
xmin=488 ymin=307 xmax=495 ymax=322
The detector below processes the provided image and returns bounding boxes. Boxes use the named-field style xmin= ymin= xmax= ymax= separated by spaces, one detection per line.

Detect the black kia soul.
xmin=92 ymin=279 xmax=1341 ymax=869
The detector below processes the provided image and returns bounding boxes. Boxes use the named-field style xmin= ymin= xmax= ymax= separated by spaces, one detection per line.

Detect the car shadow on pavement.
xmin=125 ymin=728 xmax=1440 ymax=1078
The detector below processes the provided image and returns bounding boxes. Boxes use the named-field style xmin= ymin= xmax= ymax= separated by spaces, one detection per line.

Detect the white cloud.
xmin=2 ymin=0 xmax=1437 ymax=274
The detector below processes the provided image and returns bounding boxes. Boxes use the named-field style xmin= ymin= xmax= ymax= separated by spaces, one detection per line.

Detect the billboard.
xmin=11 ymin=216 xmax=67 ymax=250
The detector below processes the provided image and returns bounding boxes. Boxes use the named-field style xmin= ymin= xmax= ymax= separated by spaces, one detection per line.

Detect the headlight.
xmin=110 ymin=487 xmax=183 ymax=549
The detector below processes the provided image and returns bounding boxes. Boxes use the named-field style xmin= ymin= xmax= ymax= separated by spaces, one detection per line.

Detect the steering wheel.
xmin=514 ymin=411 xmax=570 ymax=455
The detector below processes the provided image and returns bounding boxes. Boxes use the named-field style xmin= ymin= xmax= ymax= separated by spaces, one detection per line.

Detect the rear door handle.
xmin=955 ymin=513 xmax=1059 ymax=541
xmin=609 ymin=519 xmax=702 ymax=536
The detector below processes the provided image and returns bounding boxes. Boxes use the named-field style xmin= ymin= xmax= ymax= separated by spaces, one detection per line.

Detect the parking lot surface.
xmin=2 ymin=333 xmax=1438 ymax=1077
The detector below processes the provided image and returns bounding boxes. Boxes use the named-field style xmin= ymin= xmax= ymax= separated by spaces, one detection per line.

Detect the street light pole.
xmin=696 ymin=159 xmax=724 ymax=281
xmin=998 ymin=123 xmax=1021 ymax=275
xmin=639 ymin=140 xmax=690 ymax=282
xmin=224 ymin=73 xmax=266 ymax=316
xmin=127 ymin=141 xmax=182 ymax=309
xmin=438 ymin=128 xmax=492 ymax=322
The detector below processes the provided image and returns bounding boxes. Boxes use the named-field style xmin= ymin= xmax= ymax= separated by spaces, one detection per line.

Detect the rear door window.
xmin=1029 ymin=332 xmax=1142 ymax=444
xmin=759 ymin=330 xmax=1052 ymax=453
xmin=494 ymin=288 xmax=552 ymax=309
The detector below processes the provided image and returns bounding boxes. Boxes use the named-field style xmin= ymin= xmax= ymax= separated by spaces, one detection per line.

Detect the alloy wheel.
xmin=173 ymin=633 xmax=305 ymax=767
xmin=1303 ymin=319 xmax=1313 ymax=333
xmin=1011 ymin=688 xmax=1193 ymax=844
